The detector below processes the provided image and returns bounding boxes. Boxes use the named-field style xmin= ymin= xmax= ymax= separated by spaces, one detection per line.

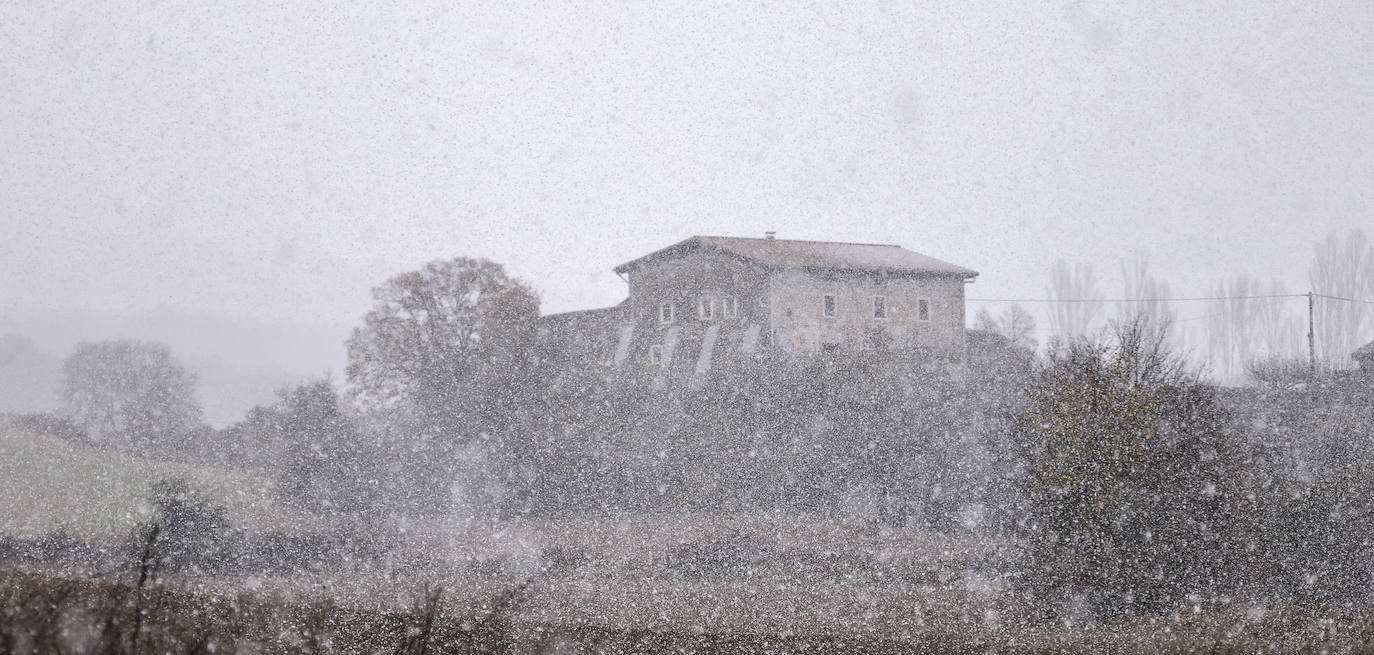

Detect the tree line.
xmin=14 ymin=237 xmax=1374 ymax=627
xmin=1029 ymin=228 xmax=1374 ymax=381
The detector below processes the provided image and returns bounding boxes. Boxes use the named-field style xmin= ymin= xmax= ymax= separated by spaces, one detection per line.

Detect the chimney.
xmin=764 ymin=231 xmax=776 ymax=240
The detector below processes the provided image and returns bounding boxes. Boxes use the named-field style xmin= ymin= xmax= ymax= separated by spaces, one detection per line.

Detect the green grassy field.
xmin=0 ymin=420 xmax=281 ymax=539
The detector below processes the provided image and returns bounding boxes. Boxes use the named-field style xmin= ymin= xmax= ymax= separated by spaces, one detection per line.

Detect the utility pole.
xmin=1307 ymin=291 xmax=1316 ymax=378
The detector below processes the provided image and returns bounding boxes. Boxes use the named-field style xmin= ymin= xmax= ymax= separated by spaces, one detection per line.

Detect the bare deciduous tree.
xmin=1118 ymin=253 xmax=1174 ymax=328
xmin=1254 ymin=279 xmax=1302 ymax=360
xmin=1204 ymin=276 xmax=1304 ymax=382
xmin=974 ymin=304 xmax=1037 ymax=352
xmin=1046 ymin=259 xmax=1103 ymax=341
xmin=1207 ymin=276 xmax=1260 ymax=382
xmin=61 ymin=340 xmax=204 ymax=451
xmin=1309 ymin=229 xmax=1374 ymax=368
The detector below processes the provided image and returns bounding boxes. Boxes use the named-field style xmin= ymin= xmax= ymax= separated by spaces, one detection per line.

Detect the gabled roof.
xmin=613 ymin=235 xmax=978 ymax=278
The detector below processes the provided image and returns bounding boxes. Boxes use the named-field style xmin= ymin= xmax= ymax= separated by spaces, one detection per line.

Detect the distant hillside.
xmin=185 ymin=355 xmax=308 ymax=427
xmin=0 ymin=306 xmax=345 ymax=373
xmin=0 ymin=306 xmax=346 ymax=426
xmin=0 ymin=334 xmax=61 ymax=414
xmin=0 ymin=419 xmax=281 ymax=539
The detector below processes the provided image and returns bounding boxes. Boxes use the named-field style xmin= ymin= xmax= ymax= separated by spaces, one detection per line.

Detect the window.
xmin=917 ymin=298 xmax=930 ymax=322
xmin=872 ymin=295 xmax=887 ymax=319
xmin=649 ymin=344 xmax=663 ymax=364
xmin=721 ymin=296 xmax=738 ymax=319
xmin=823 ymin=294 xmax=837 ymax=318
xmin=698 ymin=298 xmax=714 ymax=320
xmin=659 ymin=302 xmax=675 ymax=324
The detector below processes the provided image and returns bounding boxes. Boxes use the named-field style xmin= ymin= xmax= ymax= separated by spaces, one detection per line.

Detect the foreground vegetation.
xmin=0 ymin=422 xmax=282 ymax=539
xmin=3 ymin=244 xmax=1374 ymax=651
xmin=8 ymin=562 xmax=1374 ymax=654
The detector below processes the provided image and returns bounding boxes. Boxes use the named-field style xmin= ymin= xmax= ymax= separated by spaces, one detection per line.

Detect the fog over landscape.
xmin=3 ymin=2 xmax=1374 ymax=653
xmin=5 ymin=4 xmax=1373 ymax=360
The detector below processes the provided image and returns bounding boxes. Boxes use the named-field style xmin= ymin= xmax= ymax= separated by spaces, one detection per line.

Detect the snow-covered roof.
xmin=613 ymin=235 xmax=978 ymax=278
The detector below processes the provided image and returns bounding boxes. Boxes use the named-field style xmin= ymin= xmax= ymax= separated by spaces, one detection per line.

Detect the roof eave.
xmin=786 ymin=264 xmax=979 ymax=278
xmin=612 ymin=236 xmax=709 ymax=274
xmin=614 ymin=236 xmax=769 ymax=274
xmin=613 ymin=235 xmax=980 ymax=279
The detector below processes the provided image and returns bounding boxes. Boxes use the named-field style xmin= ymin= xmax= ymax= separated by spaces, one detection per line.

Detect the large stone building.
xmin=539 ymin=235 xmax=978 ymax=378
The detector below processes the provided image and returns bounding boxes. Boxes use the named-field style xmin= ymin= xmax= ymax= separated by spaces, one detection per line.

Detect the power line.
xmin=967 ymin=291 xmax=1374 ymax=376
xmin=969 ymin=293 xmax=1374 ymax=305
xmin=966 ymin=293 xmax=1305 ymax=304
xmin=1174 ymin=312 xmax=1223 ymax=323
xmin=1314 ymin=293 xmax=1374 ymax=306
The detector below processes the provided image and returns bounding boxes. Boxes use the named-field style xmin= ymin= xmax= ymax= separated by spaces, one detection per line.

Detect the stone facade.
xmin=539 ymin=236 xmax=977 ymax=379
xmin=767 ymin=268 xmax=967 ymax=353
xmin=621 ymin=248 xmax=770 ymax=376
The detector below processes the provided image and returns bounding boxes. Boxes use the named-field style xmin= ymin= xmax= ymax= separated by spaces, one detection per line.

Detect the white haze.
xmin=5 ymin=4 xmax=1374 ymax=651
xmin=4 ymin=3 xmax=1373 ymax=393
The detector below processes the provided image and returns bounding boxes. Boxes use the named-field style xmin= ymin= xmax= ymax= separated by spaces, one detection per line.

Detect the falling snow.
xmin=4 ymin=3 xmax=1374 ymax=653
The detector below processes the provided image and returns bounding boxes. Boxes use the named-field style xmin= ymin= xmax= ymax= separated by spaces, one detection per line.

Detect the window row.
xmin=822 ymin=294 xmax=930 ymax=321
xmin=659 ymin=297 xmax=738 ymax=324
xmin=656 ymin=295 xmax=930 ymax=323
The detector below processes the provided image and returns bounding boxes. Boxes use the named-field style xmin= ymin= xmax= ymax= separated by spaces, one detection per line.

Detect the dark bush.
xmin=1015 ymin=319 xmax=1240 ymax=622
xmin=3 ymin=412 xmax=87 ymax=443
xmin=540 ymin=544 xmax=590 ymax=573
xmin=234 ymin=531 xmax=343 ymax=575
xmin=0 ymin=529 xmax=110 ymax=566
xmin=664 ymin=531 xmax=781 ymax=579
xmin=1252 ymin=481 xmax=1374 ymax=611
xmin=129 ymin=477 xmax=237 ymax=575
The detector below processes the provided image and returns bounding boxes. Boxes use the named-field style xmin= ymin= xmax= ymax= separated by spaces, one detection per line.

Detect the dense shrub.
xmin=1 ymin=412 xmax=87 ymax=443
xmin=128 ymin=478 xmax=237 ymax=575
xmin=664 ymin=531 xmax=782 ymax=579
xmin=0 ymin=569 xmax=534 ymax=655
xmin=1015 ymin=319 xmax=1240 ymax=622
xmin=1227 ymin=373 xmax=1374 ymax=612
xmin=0 ymin=529 xmax=112 ymax=567
xmin=236 ymin=531 xmax=343 ymax=575
xmin=223 ymin=380 xmax=384 ymax=516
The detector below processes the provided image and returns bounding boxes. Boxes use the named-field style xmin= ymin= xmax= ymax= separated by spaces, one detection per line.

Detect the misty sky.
xmin=4 ymin=1 xmax=1373 ymax=374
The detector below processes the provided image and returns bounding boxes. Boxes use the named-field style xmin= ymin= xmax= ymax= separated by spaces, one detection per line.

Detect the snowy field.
xmin=0 ymin=419 xmax=1006 ymax=644
xmin=0 ymin=424 xmax=287 ymax=538
xmin=5 ymin=418 xmax=1374 ymax=652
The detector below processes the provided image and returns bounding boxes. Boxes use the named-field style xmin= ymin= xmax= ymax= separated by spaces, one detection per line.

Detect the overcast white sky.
xmin=3 ymin=1 xmax=1373 ymax=373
